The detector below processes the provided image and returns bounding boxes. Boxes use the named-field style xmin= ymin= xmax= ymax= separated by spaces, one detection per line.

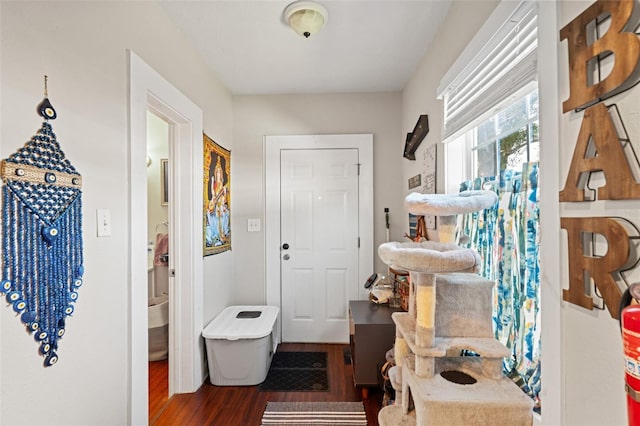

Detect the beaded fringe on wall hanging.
xmin=0 ymin=80 xmax=83 ymax=366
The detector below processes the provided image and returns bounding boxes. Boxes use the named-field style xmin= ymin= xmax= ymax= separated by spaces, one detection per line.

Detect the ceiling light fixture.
xmin=284 ymin=0 xmax=328 ymax=39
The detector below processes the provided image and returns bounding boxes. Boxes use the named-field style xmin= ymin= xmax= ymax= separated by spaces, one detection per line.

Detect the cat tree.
xmin=377 ymin=191 xmax=533 ymax=426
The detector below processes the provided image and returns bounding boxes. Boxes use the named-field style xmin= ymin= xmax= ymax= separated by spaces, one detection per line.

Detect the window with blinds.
xmin=439 ymin=0 xmax=541 ymax=414
xmin=438 ymin=1 xmax=538 ymax=142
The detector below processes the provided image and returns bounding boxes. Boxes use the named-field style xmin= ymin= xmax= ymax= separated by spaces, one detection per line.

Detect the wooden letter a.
xmin=561 ymin=217 xmax=628 ymax=319
xmin=559 ymin=103 xmax=640 ymax=201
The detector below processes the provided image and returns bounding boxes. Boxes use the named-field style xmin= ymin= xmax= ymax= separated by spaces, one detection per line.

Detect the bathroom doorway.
xmin=129 ymin=51 xmax=205 ymax=425
xmin=147 ymin=111 xmax=170 ymax=419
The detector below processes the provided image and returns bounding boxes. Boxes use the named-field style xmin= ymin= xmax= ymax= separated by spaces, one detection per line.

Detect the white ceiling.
xmin=159 ymin=0 xmax=452 ymax=95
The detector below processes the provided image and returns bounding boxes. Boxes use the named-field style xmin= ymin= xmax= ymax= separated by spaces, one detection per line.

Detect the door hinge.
xmin=356 ymin=163 xmax=361 ymax=176
xmin=358 ymin=237 xmax=360 ymax=248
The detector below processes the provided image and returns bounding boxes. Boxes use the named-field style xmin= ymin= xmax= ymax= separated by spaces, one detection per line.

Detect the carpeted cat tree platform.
xmin=377 ymin=191 xmax=533 ymax=426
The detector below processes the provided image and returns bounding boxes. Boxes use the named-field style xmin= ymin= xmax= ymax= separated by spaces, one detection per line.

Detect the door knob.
xmin=283 ymin=254 xmax=290 ymax=260
xmin=282 ymin=243 xmax=290 ymax=250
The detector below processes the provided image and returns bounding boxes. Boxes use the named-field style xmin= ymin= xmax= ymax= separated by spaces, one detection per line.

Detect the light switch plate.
xmin=248 ymin=218 xmax=261 ymax=232
xmin=96 ymin=209 xmax=112 ymax=237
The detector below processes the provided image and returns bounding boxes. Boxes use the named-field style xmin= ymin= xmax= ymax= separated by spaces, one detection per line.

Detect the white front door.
xmin=280 ymin=149 xmax=359 ymax=343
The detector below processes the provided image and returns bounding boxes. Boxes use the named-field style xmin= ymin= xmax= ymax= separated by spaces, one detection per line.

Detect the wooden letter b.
xmin=560 ymin=0 xmax=640 ymax=112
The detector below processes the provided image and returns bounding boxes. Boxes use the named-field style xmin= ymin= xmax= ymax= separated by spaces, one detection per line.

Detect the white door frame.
xmin=128 ymin=51 xmax=204 ymax=425
xmin=265 ymin=134 xmax=373 ymax=339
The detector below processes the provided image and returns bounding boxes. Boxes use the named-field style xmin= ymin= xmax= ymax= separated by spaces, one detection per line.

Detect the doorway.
xmin=128 ymin=51 xmax=204 ymax=425
xmin=265 ymin=134 xmax=374 ymax=344
xmin=146 ymin=111 xmax=170 ymax=418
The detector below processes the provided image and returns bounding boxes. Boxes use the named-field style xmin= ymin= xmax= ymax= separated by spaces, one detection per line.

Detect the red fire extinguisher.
xmin=621 ymin=284 xmax=640 ymax=425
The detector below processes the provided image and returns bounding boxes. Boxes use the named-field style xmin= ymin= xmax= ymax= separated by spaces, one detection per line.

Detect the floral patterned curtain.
xmin=460 ymin=162 xmax=541 ymax=412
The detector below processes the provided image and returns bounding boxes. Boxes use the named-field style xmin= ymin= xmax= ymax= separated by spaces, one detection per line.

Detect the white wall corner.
xmin=536 ymin=1 xmax=563 ymax=425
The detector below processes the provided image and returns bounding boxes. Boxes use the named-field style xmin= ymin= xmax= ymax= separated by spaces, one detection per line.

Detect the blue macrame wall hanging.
xmin=0 ymin=77 xmax=83 ymax=366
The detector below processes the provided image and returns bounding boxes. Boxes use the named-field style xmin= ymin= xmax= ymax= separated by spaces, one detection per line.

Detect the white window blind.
xmin=438 ymin=1 xmax=538 ymax=141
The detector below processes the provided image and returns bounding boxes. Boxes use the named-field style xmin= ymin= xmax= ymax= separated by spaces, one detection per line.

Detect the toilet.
xmin=148 ymin=295 xmax=169 ymax=361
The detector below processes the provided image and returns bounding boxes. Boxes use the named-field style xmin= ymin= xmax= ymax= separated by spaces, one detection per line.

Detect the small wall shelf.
xmin=404 ymin=115 xmax=429 ymax=160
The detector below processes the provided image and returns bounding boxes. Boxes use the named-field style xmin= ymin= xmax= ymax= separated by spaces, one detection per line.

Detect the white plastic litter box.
xmin=203 ymin=305 xmax=279 ymax=386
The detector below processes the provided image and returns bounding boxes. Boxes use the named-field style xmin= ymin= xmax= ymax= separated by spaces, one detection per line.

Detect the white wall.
xmin=537 ymin=2 xmax=563 ymax=424
xmin=402 ymin=0 xmax=499 ymax=240
xmin=0 ymin=2 xmax=233 ymax=425
xmin=232 ymin=93 xmax=403 ymax=303
xmin=557 ymin=2 xmax=637 ymax=425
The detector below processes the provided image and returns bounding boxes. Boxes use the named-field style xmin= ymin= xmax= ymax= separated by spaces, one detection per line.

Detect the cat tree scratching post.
xmin=377 ymin=191 xmax=533 ymax=426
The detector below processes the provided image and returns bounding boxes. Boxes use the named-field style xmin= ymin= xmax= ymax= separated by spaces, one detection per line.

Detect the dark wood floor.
xmin=150 ymin=343 xmax=383 ymax=425
xmin=149 ymin=358 xmax=169 ymax=424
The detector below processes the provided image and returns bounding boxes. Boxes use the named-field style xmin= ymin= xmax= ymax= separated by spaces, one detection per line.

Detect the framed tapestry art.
xmin=203 ymin=134 xmax=231 ymax=256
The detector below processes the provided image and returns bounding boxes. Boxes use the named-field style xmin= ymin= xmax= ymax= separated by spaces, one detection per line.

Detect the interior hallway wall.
xmin=232 ymin=93 xmax=403 ymax=304
xmin=0 ymin=2 xmax=233 ymax=425
xmin=557 ymin=2 xmax=638 ymax=425
xmin=401 ymin=0 xmax=499 ymax=241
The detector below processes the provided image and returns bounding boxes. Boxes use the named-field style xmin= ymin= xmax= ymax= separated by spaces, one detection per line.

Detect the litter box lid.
xmin=202 ymin=305 xmax=279 ymax=340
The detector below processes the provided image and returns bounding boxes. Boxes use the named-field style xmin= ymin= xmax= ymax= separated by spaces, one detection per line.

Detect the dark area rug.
xmin=259 ymin=351 xmax=328 ymax=392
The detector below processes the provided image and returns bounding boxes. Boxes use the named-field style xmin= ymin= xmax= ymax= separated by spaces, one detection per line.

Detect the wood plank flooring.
xmin=150 ymin=343 xmax=383 ymax=425
xmin=149 ymin=358 xmax=169 ymax=424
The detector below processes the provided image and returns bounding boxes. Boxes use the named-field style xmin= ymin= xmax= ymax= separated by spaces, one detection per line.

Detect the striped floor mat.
xmin=261 ymin=401 xmax=367 ymax=425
